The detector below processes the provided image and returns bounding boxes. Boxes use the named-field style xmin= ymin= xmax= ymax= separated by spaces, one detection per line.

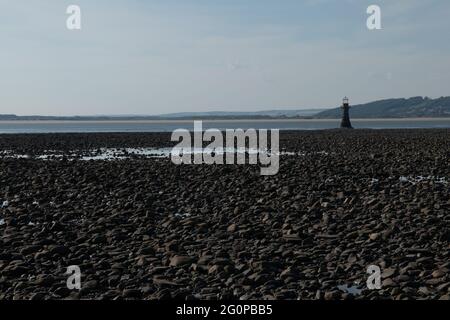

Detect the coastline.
xmin=1 ymin=117 xmax=450 ymax=124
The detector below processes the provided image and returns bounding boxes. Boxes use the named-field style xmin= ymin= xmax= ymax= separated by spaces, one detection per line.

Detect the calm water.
xmin=0 ymin=119 xmax=449 ymax=133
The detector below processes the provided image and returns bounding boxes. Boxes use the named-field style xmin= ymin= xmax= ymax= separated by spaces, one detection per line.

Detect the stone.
xmin=432 ymin=270 xmax=445 ymax=278
xmin=382 ymin=268 xmax=396 ymax=278
xmin=34 ymin=275 xmax=55 ymax=287
xmin=122 ymin=289 xmax=141 ymax=298
xmin=382 ymin=278 xmax=396 ymax=287
xmin=169 ymin=255 xmax=195 ymax=267
xmin=369 ymin=233 xmax=380 ymax=241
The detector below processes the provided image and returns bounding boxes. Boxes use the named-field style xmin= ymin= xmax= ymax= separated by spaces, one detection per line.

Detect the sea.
xmin=0 ymin=119 xmax=449 ymax=133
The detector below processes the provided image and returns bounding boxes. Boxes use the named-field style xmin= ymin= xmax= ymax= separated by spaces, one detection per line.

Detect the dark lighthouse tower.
xmin=340 ymin=96 xmax=353 ymax=129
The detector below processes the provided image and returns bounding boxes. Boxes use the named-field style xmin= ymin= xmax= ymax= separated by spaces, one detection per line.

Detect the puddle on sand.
xmin=337 ymin=284 xmax=363 ymax=296
xmin=368 ymin=176 xmax=449 ymax=185
xmin=0 ymin=218 xmax=36 ymax=226
xmin=78 ymin=147 xmax=298 ymax=160
xmin=1 ymin=147 xmax=301 ymax=161
xmin=399 ymin=175 xmax=448 ymax=185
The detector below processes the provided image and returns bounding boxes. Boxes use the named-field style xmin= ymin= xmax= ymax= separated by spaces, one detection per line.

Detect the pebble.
xmin=169 ymin=255 xmax=195 ymax=267
xmin=432 ymin=270 xmax=445 ymax=278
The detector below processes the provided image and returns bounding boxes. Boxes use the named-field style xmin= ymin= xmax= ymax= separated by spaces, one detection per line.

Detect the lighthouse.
xmin=340 ymin=97 xmax=353 ymax=129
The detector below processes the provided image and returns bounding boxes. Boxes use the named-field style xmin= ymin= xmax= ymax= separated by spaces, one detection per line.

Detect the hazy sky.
xmin=1 ymin=0 xmax=450 ymax=115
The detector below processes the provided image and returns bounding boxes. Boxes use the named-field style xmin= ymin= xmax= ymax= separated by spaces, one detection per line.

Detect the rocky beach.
xmin=0 ymin=130 xmax=449 ymax=300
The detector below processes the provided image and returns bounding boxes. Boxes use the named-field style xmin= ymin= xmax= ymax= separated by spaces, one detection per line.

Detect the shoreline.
xmin=0 ymin=119 xmax=449 ymax=134
xmin=1 ymin=117 xmax=450 ymax=124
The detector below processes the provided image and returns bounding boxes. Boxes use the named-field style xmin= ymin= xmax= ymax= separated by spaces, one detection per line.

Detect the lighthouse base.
xmin=340 ymin=120 xmax=353 ymax=129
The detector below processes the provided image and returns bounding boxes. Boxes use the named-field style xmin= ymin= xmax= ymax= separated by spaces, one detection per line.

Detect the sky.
xmin=1 ymin=0 xmax=450 ymax=116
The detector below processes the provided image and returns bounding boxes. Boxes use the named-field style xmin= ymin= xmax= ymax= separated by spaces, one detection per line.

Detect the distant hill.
xmin=0 ymin=109 xmax=326 ymax=121
xmin=315 ymin=96 xmax=450 ymax=119
xmin=158 ymin=109 xmax=326 ymax=118
xmin=2 ymin=97 xmax=450 ymax=120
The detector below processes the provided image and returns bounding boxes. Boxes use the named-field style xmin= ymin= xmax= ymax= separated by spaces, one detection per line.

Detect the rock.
xmin=155 ymin=288 xmax=172 ymax=300
xmin=111 ymin=263 xmax=125 ymax=270
xmin=53 ymin=286 xmax=70 ymax=297
xmin=208 ymin=265 xmax=221 ymax=275
xmin=426 ymin=278 xmax=444 ymax=285
xmin=382 ymin=267 xmax=396 ymax=278
xmin=197 ymin=255 xmax=213 ymax=265
xmin=418 ymin=287 xmax=430 ymax=295
xmin=324 ymin=291 xmax=340 ymax=300
xmin=165 ymin=241 xmax=179 ymax=252
xmin=34 ymin=250 xmax=51 ymax=260
xmin=138 ymin=247 xmax=155 ymax=255
xmin=34 ymin=275 xmax=55 ymax=287
xmin=83 ymin=280 xmax=98 ymax=290
xmin=369 ymin=233 xmax=380 ymax=241
xmin=432 ymin=270 xmax=445 ymax=278
xmin=169 ymin=255 xmax=195 ymax=267
xmin=153 ymin=277 xmax=180 ymax=287
xmin=3 ymin=265 xmax=29 ymax=277
xmin=48 ymin=245 xmax=70 ymax=255
xmin=227 ymin=224 xmax=237 ymax=232
xmin=274 ymin=289 xmax=297 ymax=300
xmin=382 ymin=278 xmax=396 ymax=287
xmin=436 ymin=282 xmax=450 ymax=291
xmin=282 ymin=234 xmax=302 ymax=243
xmin=29 ymin=293 xmax=44 ymax=300
xmin=108 ymin=275 xmax=121 ymax=287
xmin=122 ymin=289 xmax=141 ymax=298
xmin=396 ymin=274 xmax=410 ymax=282
xmin=20 ymin=245 xmax=41 ymax=256
xmin=136 ymin=256 xmax=150 ymax=266
xmin=381 ymin=229 xmax=393 ymax=240
xmin=280 ymin=268 xmax=297 ymax=279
